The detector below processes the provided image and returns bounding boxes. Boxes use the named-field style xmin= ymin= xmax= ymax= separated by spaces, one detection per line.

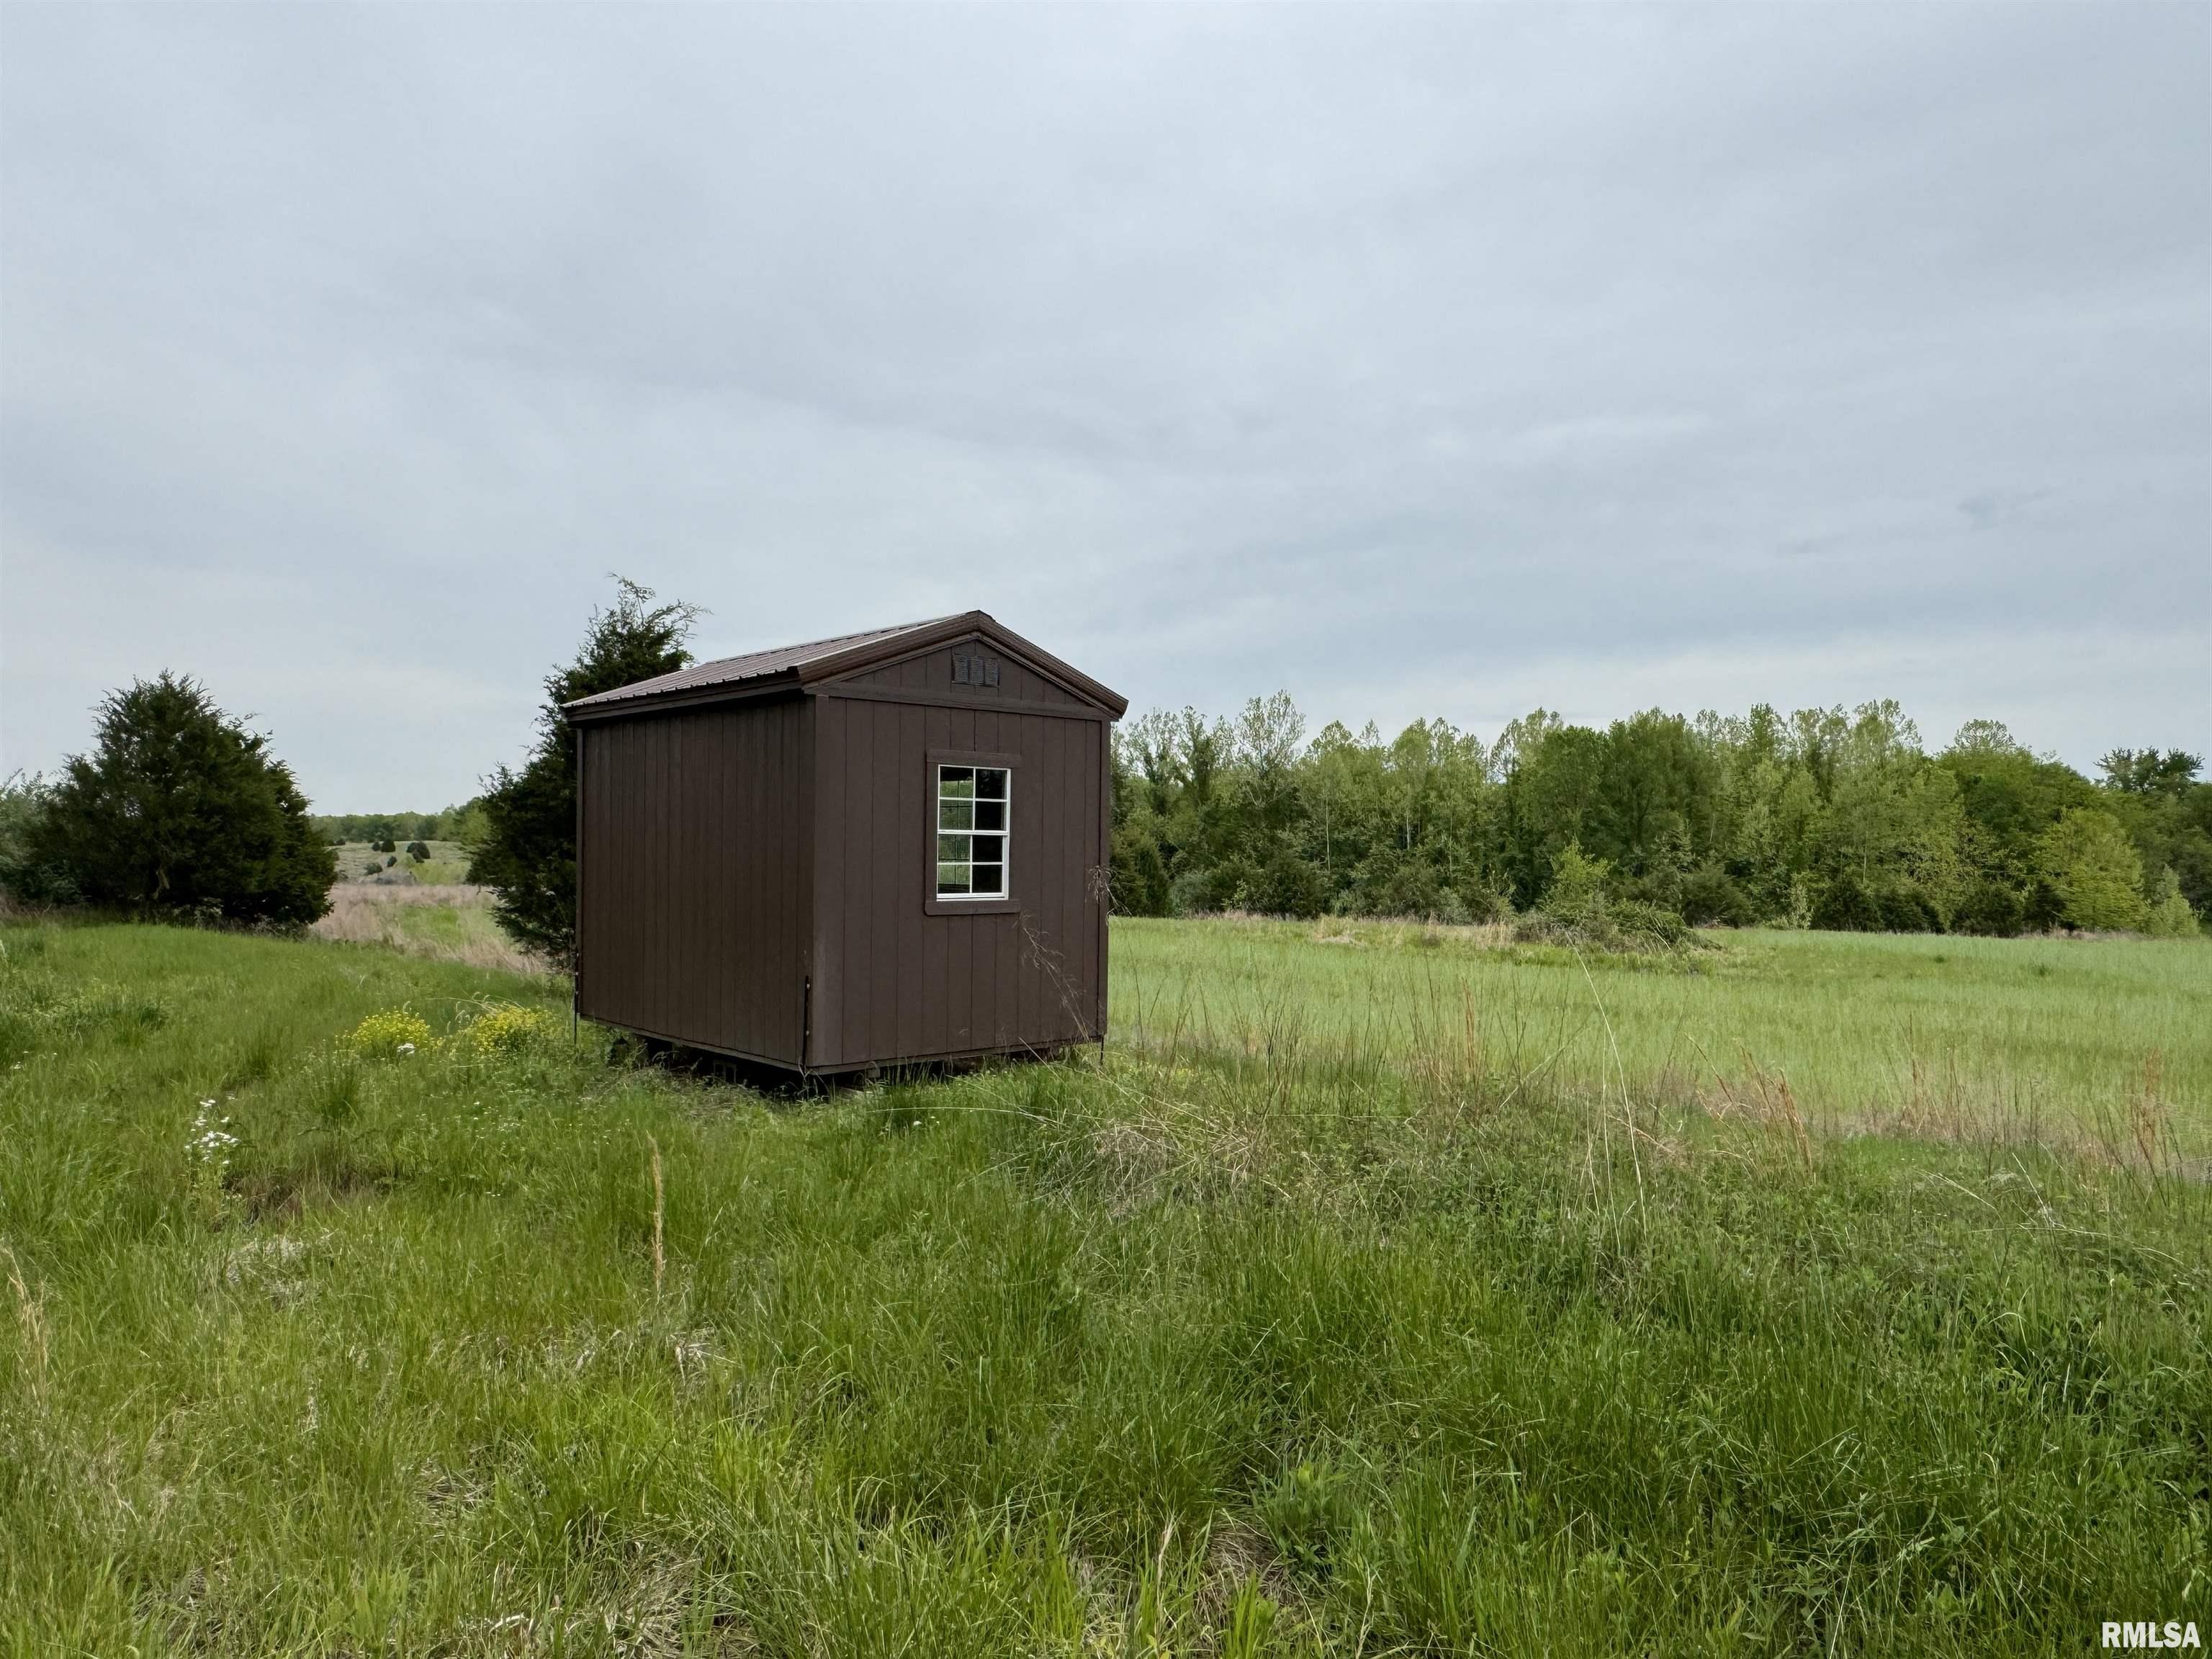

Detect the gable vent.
xmin=952 ymin=652 xmax=1001 ymax=688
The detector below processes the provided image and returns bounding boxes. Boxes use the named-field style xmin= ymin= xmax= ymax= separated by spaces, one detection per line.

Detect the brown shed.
xmin=565 ymin=611 xmax=1126 ymax=1076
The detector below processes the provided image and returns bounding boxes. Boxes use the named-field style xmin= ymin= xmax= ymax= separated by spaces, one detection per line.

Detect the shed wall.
xmin=809 ymin=693 xmax=1106 ymax=1069
xmin=577 ymin=696 xmax=811 ymax=1065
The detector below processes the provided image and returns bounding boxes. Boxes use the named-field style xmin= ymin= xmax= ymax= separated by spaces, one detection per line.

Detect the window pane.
xmin=935 ymin=763 xmax=1009 ymax=899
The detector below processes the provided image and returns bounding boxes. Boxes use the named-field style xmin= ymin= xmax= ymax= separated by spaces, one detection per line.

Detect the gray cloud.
xmin=4 ymin=4 xmax=2206 ymax=806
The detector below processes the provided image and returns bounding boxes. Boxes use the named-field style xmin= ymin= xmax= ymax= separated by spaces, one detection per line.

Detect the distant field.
xmin=329 ymin=839 xmax=474 ymax=886
xmin=313 ymin=883 xmax=542 ymax=976
xmin=1112 ymin=917 xmax=2212 ymax=1151
xmin=4 ymin=914 xmax=2202 ymax=1654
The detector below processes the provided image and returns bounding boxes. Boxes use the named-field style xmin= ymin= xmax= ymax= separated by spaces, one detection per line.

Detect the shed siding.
xmin=577 ymin=697 xmax=811 ymax=1065
xmin=843 ymin=641 xmax=1087 ymax=708
xmin=808 ymin=693 xmax=1106 ymax=1069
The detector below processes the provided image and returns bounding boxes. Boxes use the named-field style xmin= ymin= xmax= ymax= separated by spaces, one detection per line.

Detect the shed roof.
xmin=563 ymin=610 xmax=1125 ymax=719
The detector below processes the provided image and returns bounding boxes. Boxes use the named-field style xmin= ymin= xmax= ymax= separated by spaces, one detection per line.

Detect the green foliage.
xmin=2100 ymin=747 xmax=2203 ymax=796
xmin=469 ymin=577 xmax=701 ymax=964
xmin=1545 ymin=838 xmax=1611 ymax=918
xmin=2039 ymin=808 xmax=2149 ymax=932
xmin=1678 ymin=865 xmax=1751 ymax=927
xmin=310 ymin=804 xmax=486 ymax=847
xmin=404 ymin=841 xmax=431 ymax=863
xmin=2096 ymin=751 xmax=2212 ymax=921
xmin=1260 ymin=1460 xmax=1352 ymax=1579
xmin=2144 ymin=867 xmax=2200 ymax=939
xmin=0 ymin=773 xmax=80 ymax=907
xmin=21 ymin=674 xmax=333 ymax=925
xmin=1108 ymin=819 xmax=1172 ymax=917
xmin=1811 ymin=873 xmax=1882 ymax=932
xmin=1107 ymin=695 xmax=2205 ymax=939
xmin=1952 ymin=879 xmax=2026 ymax=938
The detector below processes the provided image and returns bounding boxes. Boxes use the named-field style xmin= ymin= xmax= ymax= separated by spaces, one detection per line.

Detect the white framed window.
xmin=935 ymin=763 xmax=1010 ymax=899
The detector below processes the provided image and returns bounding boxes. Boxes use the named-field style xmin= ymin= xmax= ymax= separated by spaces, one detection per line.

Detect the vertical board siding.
xmin=576 ymin=698 xmax=809 ymax=1066
xmin=809 ymin=691 xmax=1106 ymax=1068
xmin=812 ymin=694 xmax=846 ymax=1064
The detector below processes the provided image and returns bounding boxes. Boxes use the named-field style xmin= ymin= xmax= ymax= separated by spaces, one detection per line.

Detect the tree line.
xmin=6 ymin=580 xmax=2203 ymax=948
xmin=1108 ymin=696 xmax=2208 ymax=937
xmin=309 ymin=804 xmax=488 ymax=849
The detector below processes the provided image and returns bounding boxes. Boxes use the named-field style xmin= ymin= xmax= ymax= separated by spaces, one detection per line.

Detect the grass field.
xmin=312 ymin=885 xmax=541 ymax=976
xmin=330 ymin=841 xmax=475 ymax=886
xmin=1112 ymin=917 xmax=2212 ymax=1154
xmin=1 ymin=915 xmax=2206 ymax=1655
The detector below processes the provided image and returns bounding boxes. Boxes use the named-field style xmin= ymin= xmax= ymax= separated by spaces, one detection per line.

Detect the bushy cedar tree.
xmin=27 ymin=673 xmax=333 ymax=923
xmin=469 ymin=577 xmax=701 ymax=965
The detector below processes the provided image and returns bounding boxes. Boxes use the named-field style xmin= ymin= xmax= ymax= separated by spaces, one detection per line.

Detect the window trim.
xmin=923 ymin=749 xmax=1022 ymax=916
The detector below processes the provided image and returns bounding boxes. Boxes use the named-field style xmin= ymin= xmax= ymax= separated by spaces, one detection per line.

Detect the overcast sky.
xmin=4 ymin=5 xmax=2207 ymax=809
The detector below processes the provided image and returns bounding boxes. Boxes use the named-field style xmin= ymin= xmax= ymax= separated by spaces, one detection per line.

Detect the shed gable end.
xmin=828 ymin=634 xmax=1093 ymax=711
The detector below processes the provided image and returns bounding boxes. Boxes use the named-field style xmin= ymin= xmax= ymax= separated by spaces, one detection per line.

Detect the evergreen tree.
xmin=26 ymin=674 xmax=332 ymax=923
xmin=469 ymin=578 xmax=702 ymax=964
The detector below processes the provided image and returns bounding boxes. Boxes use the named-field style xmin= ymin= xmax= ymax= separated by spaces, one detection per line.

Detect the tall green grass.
xmin=1112 ymin=917 xmax=2212 ymax=1149
xmin=1 ymin=919 xmax=2206 ymax=1655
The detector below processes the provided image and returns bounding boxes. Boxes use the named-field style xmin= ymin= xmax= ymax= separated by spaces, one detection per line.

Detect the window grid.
xmin=935 ymin=765 xmax=1010 ymax=899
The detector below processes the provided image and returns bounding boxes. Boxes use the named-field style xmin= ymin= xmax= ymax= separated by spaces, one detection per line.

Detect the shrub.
xmin=1169 ymin=861 xmax=1241 ymax=917
xmin=1458 ymin=884 xmax=1513 ymax=925
xmin=1352 ymin=855 xmax=1463 ymax=923
xmin=1810 ymin=873 xmax=1881 ymax=932
xmin=1678 ymin=866 xmax=1752 ymax=927
xmin=1544 ymin=840 xmax=1611 ymax=920
xmin=1874 ymin=883 xmax=1943 ymax=934
xmin=1240 ymin=848 xmax=1331 ymax=920
xmin=345 ymin=1008 xmax=431 ymax=1059
xmin=1608 ymin=897 xmax=1691 ymax=947
xmin=2143 ymin=867 xmax=2200 ymax=938
xmin=1109 ymin=821 xmax=1172 ymax=917
xmin=1516 ymin=879 xmax=1690 ymax=953
xmin=462 ymin=1002 xmax=556 ymax=1056
xmin=372 ymin=839 xmax=396 ymax=854
xmin=1953 ymin=881 xmax=2026 ymax=938
xmin=405 ymin=841 xmax=431 ymax=863
xmin=27 ymin=674 xmax=333 ymax=924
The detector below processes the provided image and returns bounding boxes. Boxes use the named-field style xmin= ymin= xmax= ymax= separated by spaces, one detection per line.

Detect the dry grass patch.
xmin=313 ymin=884 xmax=544 ymax=976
